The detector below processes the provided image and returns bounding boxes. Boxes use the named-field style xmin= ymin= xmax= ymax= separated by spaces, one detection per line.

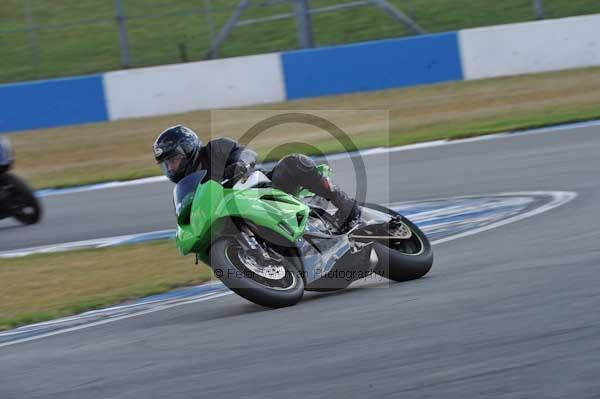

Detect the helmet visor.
xmin=160 ymin=153 xmax=187 ymax=178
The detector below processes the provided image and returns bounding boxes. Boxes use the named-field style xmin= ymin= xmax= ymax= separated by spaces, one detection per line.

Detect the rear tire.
xmin=209 ymin=237 xmax=304 ymax=308
xmin=360 ymin=203 xmax=433 ymax=282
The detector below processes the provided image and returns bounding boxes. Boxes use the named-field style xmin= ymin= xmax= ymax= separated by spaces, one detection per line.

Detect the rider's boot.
xmin=316 ymin=177 xmax=361 ymax=232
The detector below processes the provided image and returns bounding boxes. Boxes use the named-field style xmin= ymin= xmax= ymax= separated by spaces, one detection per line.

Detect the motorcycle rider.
xmin=0 ymin=135 xmax=42 ymax=225
xmin=153 ymin=125 xmax=361 ymax=230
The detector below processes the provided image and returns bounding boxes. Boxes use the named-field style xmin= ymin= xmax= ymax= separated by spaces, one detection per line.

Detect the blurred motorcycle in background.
xmin=0 ymin=136 xmax=42 ymax=225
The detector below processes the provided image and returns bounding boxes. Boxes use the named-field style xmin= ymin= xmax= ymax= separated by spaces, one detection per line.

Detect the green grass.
xmin=1 ymin=0 xmax=600 ymax=82
xmin=0 ymin=240 xmax=214 ymax=331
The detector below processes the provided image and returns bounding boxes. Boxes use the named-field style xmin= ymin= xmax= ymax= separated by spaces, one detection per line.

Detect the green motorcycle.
xmin=174 ymin=165 xmax=433 ymax=308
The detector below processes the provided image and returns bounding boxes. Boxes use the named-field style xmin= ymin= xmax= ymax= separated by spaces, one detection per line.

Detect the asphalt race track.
xmin=1 ymin=127 xmax=600 ymax=398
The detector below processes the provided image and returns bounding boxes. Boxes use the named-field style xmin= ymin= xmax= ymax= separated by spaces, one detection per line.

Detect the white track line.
xmin=0 ymin=191 xmax=577 ymax=348
xmin=37 ymin=176 xmax=168 ymax=197
xmin=0 ymin=192 xmax=550 ymax=258
xmin=426 ymin=191 xmax=577 ymax=244
xmin=0 ymin=229 xmax=175 ymax=258
xmin=0 ymin=291 xmax=232 ymax=348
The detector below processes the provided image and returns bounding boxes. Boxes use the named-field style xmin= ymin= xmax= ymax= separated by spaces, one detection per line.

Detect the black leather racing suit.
xmin=196 ymin=138 xmax=359 ymax=227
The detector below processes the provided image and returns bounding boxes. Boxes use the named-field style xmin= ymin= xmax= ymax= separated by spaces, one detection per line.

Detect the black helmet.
xmin=153 ymin=125 xmax=202 ymax=183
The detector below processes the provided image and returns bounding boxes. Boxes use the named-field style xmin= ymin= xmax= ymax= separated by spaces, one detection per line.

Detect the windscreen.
xmin=172 ymin=170 xmax=207 ymax=216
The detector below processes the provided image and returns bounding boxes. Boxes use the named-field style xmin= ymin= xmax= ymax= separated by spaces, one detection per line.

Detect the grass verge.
xmin=8 ymin=66 xmax=600 ymax=189
xmin=0 ymin=241 xmax=212 ymax=331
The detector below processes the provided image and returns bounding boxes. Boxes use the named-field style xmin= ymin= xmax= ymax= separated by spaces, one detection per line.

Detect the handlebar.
xmin=221 ymin=162 xmax=255 ymax=186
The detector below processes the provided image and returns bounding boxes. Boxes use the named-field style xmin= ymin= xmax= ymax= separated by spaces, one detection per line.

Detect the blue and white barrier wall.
xmin=282 ymin=32 xmax=463 ymax=99
xmin=459 ymin=14 xmax=600 ymax=80
xmin=104 ymin=53 xmax=285 ymax=120
xmin=0 ymin=75 xmax=108 ymax=132
xmin=1 ymin=13 xmax=599 ymax=133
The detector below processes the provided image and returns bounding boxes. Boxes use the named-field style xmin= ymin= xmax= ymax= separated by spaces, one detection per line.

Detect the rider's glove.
xmin=223 ymin=161 xmax=248 ymax=180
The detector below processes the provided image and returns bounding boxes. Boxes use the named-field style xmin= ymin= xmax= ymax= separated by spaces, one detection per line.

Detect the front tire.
xmin=209 ymin=237 xmax=304 ymax=308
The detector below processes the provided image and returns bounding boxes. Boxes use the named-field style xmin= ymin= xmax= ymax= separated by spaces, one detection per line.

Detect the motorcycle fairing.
xmin=176 ymin=179 xmax=309 ymax=256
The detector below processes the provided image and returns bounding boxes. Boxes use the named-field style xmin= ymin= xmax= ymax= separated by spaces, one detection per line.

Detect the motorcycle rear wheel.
xmin=361 ymin=203 xmax=433 ymax=282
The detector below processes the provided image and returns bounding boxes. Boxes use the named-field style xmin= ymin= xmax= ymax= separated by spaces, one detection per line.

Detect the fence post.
xmin=203 ymin=0 xmax=216 ymax=45
xmin=113 ymin=0 xmax=131 ymax=68
xmin=293 ymin=0 xmax=314 ymax=48
xmin=24 ymin=0 xmax=40 ymax=73
xmin=368 ymin=0 xmax=425 ymax=35
xmin=533 ymin=0 xmax=545 ymax=19
xmin=204 ymin=0 xmax=250 ymax=59
xmin=407 ymin=0 xmax=416 ymax=19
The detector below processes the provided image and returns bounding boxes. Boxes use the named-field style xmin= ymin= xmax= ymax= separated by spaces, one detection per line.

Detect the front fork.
xmin=237 ymin=225 xmax=284 ymax=264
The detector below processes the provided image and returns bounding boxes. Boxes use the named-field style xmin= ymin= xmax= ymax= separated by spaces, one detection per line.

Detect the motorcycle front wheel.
xmin=209 ymin=237 xmax=304 ymax=308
